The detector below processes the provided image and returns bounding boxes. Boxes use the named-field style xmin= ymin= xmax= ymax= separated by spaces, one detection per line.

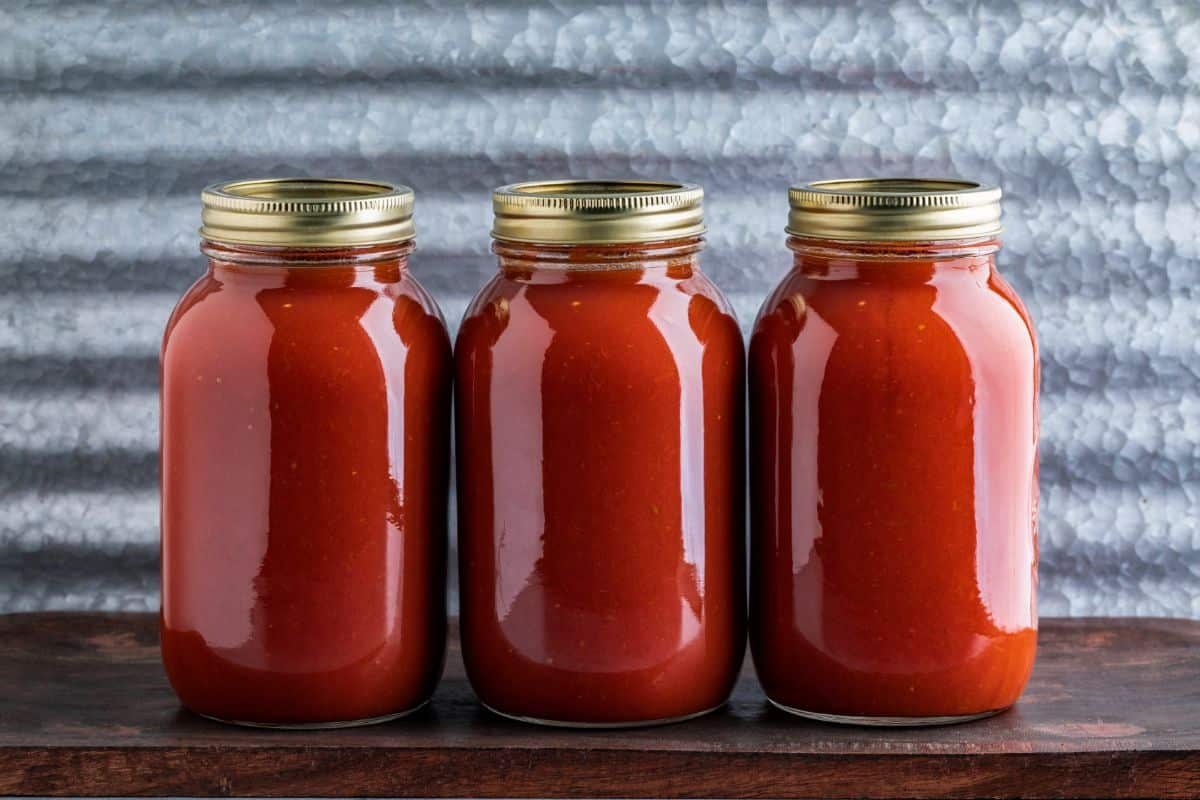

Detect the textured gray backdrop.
xmin=1 ymin=1 xmax=1196 ymax=617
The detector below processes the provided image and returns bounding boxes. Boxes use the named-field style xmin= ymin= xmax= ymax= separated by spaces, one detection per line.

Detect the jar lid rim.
xmin=786 ymin=178 xmax=1002 ymax=241
xmin=200 ymin=178 xmax=416 ymax=247
xmin=492 ymin=179 xmax=705 ymax=244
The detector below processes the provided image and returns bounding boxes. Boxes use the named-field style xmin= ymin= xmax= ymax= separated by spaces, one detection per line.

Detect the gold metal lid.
xmin=200 ymin=178 xmax=415 ymax=247
xmin=786 ymin=178 xmax=1002 ymax=241
xmin=492 ymin=179 xmax=705 ymax=244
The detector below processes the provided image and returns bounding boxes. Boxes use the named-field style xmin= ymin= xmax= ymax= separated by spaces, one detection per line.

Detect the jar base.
xmin=195 ymin=699 xmax=430 ymax=730
xmin=768 ymin=698 xmax=1007 ymax=727
xmin=482 ymin=701 xmax=723 ymax=729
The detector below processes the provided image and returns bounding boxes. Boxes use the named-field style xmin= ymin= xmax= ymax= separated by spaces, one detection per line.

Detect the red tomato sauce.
xmin=455 ymin=238 xmax=745 ymax=725
xmin=750 ymin=237 xmax=1039 ymax=719
xmin=161 ymin=242 xmax=451 ymax=725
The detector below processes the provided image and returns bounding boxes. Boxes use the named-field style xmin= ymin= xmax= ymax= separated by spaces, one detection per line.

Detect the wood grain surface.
xmin=0 ymin=613 xmax=1197 ymax=798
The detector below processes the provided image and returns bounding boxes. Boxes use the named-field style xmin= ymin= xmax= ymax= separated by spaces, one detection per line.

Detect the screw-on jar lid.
xmin=200 ymin=178 xmax=415 ymax=247
xmin=491 ymin=179 xmax=705 ymax=245
xmin=786 ymin=178 xmax=1002 ymax=241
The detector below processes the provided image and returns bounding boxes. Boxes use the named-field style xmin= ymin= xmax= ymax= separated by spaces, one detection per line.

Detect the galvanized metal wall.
xmin=2 ymin=1 xmax=1197 ymax=616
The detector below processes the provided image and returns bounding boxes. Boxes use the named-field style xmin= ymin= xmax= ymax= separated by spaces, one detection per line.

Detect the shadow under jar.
xmin=456 ymin=180 xmax=746 ymax=727
xmin=749 ymin=179 xmax=1040 ymax=726
xmin=160 ymin=179 xmax=452 ymax=728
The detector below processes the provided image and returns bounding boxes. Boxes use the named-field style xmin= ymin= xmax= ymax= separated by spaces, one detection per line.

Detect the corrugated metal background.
xmin=1 ymin=0 xmax=1196 ymax=616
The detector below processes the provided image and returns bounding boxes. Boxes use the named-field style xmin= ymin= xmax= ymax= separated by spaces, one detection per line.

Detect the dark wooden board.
xmin=0 ymin=613 xmax=1197 ymax=798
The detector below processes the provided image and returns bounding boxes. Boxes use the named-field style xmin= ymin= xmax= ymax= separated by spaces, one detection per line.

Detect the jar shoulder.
xmin=457 ymin=269 xmax=742 ymax=353
xmin=162 ymin=268 xmax=451 ymax=369
xmin=751 ymin=266 xmax=1036 ymax=357
xmin=391 ymin=270 xmax=450 ymax=331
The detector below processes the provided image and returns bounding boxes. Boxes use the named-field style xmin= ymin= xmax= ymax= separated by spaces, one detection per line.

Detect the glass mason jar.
xmin=161 ymin=179 xmax=452 ymax=728
xmin=456 ymin=180 xmax=745 ymax=727
xmin=749 ymin=179 xmax=1039 ymax=725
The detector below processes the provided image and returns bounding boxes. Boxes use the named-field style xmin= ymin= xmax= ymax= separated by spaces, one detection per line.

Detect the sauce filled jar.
xmin=456 ymin=180 xmax=745 ymax=727
xmin=749 ymin=179 xmax=1039 ymax=725
xmin=161 ymin=179 xmax=451 ymax=727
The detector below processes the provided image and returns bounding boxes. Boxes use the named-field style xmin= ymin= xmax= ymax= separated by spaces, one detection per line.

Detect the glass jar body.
xmin=160 ymin=241 xmax=452 ymax=727
xmin=749 ymin=236 xmax=1039 ymax=723
xmin=455 ymin=238 xmax=746 ymax=726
